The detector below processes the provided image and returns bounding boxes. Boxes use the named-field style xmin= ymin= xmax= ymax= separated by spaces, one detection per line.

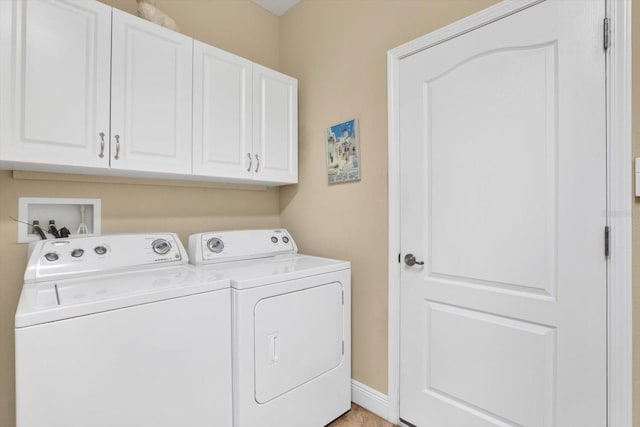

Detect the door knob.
xmin=404 ymin=253 xmax=424 ymax=267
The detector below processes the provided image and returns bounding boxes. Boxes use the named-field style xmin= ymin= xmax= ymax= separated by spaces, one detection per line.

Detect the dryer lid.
xmin=197 ymin=254 xmax=350 ymax=290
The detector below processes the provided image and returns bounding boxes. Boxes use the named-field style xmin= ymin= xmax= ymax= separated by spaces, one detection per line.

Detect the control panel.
xmin=24 ymin=233 xmax=187 ymax=283
xmin=188 ymin=229 xmax=297 ymax=264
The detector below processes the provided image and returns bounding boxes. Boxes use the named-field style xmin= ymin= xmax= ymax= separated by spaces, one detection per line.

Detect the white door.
xmin=192 ymin=40 xmax=253 ymax=180
xmin=253 ymin=64 xmax=298 ymax=184
xmin=110 ymin=9 xmax=192 ymax=175
xmin=0 ymin=0 xmax=111 ymax=168
xmin=399 ymin=1 xmax=606 ymax=426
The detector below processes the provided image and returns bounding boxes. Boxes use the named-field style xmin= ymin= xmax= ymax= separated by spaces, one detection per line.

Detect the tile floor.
xmin=327 ymin=403 xmax=397 ymax=427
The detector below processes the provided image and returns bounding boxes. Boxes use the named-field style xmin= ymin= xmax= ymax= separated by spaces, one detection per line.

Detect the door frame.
xmin=386 ymin=0 xmax=632 ymax=425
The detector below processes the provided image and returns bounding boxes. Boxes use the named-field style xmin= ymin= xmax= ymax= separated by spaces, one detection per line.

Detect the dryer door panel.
xmin=254 ymin=282 xmax=344 ymax=403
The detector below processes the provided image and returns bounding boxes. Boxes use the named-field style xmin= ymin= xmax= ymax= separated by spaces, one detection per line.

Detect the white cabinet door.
xmin=252 ymin=64 xmax=297 ymax=184
xmin=0 ymin=0 xmax=111 ymax=168
xmin=110 ymin=9 xmax=192 ymax=175
xmin=193 ymin=41 xmax=252 ymax=179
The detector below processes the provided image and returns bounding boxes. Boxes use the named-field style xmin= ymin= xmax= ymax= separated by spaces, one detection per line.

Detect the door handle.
xmin=404 ymin=253 xmax=424 ymax=266
xmin=247 ymin=153 xmax=252 ymax=172
xmin=255 ymin=154 xmax=260 ymax=173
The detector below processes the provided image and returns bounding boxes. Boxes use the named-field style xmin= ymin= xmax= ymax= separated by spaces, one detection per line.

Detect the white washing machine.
xmin=188 ymin=229 xmax=351 ymax=427
xmin=15 ymin=233 xmax=232 ymax=427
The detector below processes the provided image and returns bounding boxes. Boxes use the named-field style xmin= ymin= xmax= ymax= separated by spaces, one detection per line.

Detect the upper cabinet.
xmin=0 ymin=0 xmax=297 ymax=186
xmin=192 ymin=45 xmax=298 ymax=184
xmin=110 ymin=9 xmax=192 ymax=175
xmin=192 ymin=41 xmax=253 ymax=180
xmin=253 ymin=65 xmax=298 ymax=184
xmin=0 ymin=0 xmax=112 ymax=168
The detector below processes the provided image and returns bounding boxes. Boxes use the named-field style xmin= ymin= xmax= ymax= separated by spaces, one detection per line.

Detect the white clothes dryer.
xmin=15 ymin=233 xmax=232 ymax=427
xmin=188 ymin=229 xmax=351 ymax=427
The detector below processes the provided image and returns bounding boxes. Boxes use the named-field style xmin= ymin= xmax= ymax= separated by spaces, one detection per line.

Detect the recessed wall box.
xmin=17 ymin=198 xmax=101 ymax=243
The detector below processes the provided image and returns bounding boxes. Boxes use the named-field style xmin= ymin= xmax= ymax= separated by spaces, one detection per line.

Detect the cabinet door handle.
xmin=247 ymin=153 xmax=252 ymax=172
xmin=98 ymin=132 xmax=105 ymax=158
xmin=255 ymin=154 xmax=260 ymax=173
xmin=114 ymin=135 xmax=120 ymax=160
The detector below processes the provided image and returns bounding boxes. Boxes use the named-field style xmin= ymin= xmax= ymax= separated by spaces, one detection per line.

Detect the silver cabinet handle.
xmin=114 ymin=135 xmax=120 ymax=160
xmin=247 ymin=153 xmax=252 ymax=172
xmin=255 ymin=154 xmax=260 ymax=173
xmin=98 ymin=132 xmax=105 ymax=158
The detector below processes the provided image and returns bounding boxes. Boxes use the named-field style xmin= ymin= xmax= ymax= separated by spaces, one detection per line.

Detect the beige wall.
xmin=279 ymin=0 xmax=499 ymax=395
xmin=0 ymin=2 xmax=280 ymax=427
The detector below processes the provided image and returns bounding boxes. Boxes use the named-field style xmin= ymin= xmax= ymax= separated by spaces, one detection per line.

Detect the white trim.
xmin=386 ymin=45 xmax=401 ymax=424
xmin=387 ymin=0 xmax=632 ymax=425
xmin=606 ymin=0 xmax=633 ymax=426
xmin=351 ymin=379 xmax=390 ymax=421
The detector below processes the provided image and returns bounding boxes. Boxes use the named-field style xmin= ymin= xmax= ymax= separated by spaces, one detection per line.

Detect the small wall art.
xmin=325 ymin=118 xmax=361 ymax=184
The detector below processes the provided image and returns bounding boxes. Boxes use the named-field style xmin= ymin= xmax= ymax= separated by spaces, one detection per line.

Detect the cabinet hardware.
xmin=99 ymin=132 xmax=105 ymax=158
xmin=404 ymin=253 xmax=424 ymax=266
xmin=247 ymin=153 xmax=252 ymax=172
xmin=114 ymin=135 xmax=120 ymax=160
xmin=255 ymin=154 xmax=260 ymax=173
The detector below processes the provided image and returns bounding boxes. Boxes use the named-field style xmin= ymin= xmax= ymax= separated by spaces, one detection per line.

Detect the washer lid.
xmin=15 ymin=265 xmax=229 ymax=328
xmin=197 ymin=254 xmax=350 ymax=290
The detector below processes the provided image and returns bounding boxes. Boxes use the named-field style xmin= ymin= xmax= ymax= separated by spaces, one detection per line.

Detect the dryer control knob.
xmin=152 ymin=239 xmax=171 ymax=255
xmin=44 ymin=252 xmax=59 ymax=262
xmin=206 ymin=237 xmax=224 ymax=253
xmin=94 ymin=246 xmax=107 ymax=255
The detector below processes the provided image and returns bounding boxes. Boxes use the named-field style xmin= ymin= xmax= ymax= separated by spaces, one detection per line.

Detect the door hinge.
xmin=603 ymin=17 xmax=610 ymax=51
xmin=604 ymin=225 xmax=610 ymax=257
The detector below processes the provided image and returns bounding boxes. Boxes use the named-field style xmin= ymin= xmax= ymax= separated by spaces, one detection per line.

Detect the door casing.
xmin=386 ymin=0 xmax=632 ymax=425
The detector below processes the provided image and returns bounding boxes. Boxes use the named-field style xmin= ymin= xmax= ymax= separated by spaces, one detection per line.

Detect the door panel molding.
xmin=387 ymin=0 xmax=632 ymax=425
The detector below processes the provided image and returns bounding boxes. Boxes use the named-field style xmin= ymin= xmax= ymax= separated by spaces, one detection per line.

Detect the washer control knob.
xmin=152 ymin=239 xmax=171 ymax=255
xmin=71 ymin=249 xmax=84 ymax=258
xmin=94 ymin=246 xmax=107 ymax=255
xmin=206 ymin=237 xmax=224 ymax=253
xmin=271 ymin=236 xmax=279 ymax=243
xmin=44 ymin=252 xmax=59 ymax=262
xmin=282 ymin=236 xmax=290 ymax=243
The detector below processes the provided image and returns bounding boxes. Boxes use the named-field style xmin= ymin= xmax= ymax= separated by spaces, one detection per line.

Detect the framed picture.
xmin=325 ymin=118 xmax=361 ymax=184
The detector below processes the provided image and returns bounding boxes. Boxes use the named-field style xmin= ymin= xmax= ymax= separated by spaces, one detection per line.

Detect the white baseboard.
xmin=351 ymin=379 xmax=390 ymax=422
